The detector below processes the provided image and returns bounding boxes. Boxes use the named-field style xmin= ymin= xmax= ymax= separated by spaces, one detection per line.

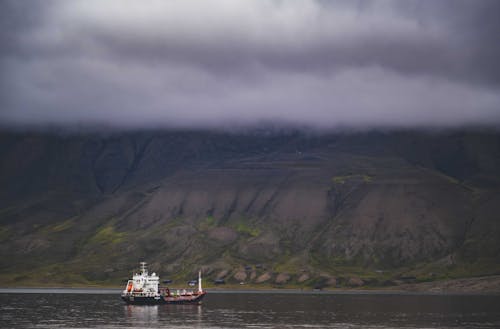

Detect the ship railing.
xmin=122 ymin=291 xmax=160 ymax=297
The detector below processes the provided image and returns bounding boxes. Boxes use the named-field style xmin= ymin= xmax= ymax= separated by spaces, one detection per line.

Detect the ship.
xmin=121 ymin=262 xmax=206 ymax=305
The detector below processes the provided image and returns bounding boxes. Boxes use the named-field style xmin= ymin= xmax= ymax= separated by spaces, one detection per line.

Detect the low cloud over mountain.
xmin=1 ymin=0 xmax=500 ymax=129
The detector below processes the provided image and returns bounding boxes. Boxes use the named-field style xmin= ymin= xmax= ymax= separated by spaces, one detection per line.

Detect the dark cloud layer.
xmin=1 ymin=0 xmax=500 ymax=129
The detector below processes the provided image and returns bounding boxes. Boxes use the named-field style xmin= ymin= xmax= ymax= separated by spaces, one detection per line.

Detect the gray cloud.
xmin=1 ymin=0 xmax=500 ymax=129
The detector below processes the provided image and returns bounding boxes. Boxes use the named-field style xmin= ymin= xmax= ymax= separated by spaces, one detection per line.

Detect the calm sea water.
xmin=1 ymin=289 xmax=500 ymax=328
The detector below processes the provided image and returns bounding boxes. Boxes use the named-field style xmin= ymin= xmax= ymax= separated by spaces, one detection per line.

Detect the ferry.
xmin=121 ymin=262 xmax=206 ymax=305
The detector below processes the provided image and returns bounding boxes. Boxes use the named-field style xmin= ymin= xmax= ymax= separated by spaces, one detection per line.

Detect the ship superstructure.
xmin=123 ymin=262 xmax=161 ymax=299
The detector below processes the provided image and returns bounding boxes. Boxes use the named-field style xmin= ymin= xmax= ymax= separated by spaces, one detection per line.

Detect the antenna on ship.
xmin=140 ymin=261 xmax=147 ymax=275
xmin=198 ymin=269 xmax=202 ymax=293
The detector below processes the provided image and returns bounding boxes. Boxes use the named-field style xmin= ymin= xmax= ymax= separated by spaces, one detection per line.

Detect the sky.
xmin=1 ymin=0 xmax=500 ymax=130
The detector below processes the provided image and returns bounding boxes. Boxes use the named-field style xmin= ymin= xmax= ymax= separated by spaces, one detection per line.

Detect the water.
xmin=1 ymin=289 xmax=500 ymax=328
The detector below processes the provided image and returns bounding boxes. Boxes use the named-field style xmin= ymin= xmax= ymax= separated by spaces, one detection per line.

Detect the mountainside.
xmin=1 ymin=129 xmax=500 ymax=288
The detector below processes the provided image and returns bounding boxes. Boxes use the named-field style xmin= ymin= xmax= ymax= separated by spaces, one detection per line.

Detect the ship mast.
xmin=198 ymin=270 xmax=202 ymax=293
xmin=140 ymin=261 xmax=148 ymax=275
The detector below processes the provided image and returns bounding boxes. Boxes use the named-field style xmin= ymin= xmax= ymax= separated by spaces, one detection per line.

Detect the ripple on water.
xmin=1 ymin=291 xmax=500 ymax=329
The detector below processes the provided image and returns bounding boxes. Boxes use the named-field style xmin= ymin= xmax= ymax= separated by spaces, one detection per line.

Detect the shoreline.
xmin=2 ymin=275 xmax=500 ymax=296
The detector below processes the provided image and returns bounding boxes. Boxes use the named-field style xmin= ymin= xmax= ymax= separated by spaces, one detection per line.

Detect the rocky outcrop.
xmin=327 ymin=277 xmax=337 ymax=287
xmin=215 ymin=270 xmax=229 ymax=280
xmin=348 ymin=277 xmax=364 ymax=287
xmin=275 ymin=273 xmax=290 ymax=284
xmin=256 ymin=272 xmax=272 ymax=283
xmin=233 ymin=271 xmax=247 ymax=282
xmin=297 ymin=273 xmax=310 ymax=283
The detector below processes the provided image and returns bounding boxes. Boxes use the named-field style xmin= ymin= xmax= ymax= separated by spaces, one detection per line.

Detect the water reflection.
xmin=1 ymin=291 xmax=499 ymax=328
xmin=124 ymin=305 xmax=158 ymax=324
xmin=124 ymin=303 xmax=205 ymax=327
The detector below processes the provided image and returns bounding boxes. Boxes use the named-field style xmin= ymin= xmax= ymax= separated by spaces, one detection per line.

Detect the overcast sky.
xmin=1 ymin=0 xmax=500 ymax=129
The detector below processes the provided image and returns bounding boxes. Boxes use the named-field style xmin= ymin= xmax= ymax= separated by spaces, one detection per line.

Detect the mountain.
xmin=1 ymin=129 xmax=499 ymax=288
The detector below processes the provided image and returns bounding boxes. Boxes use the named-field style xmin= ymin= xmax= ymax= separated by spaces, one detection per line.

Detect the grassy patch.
xmin=438 ymin=172 xmax=461 ymax=185
xmin=39 ymin=217 xmax=76 ymax=234
xmin=163 ymin=217 xmax=185 ymax=230
xmin=199 ymin=216 xmax=217 ymax=231
xmin=0 ymin=226 xmax=11 ymax=240
xmin=51 ymin=218 xmax=75 ymax=232
xmin=205 ymin=216 xmax=216 ymax=226
xmin=332 ymin=175 xmax=349 ymax=184
xmin=273 ymin=256 xmax=305 ymax=274
xmin=88 ymin=225 xmax=126 ymax=245
xmin=332 ymin=174 xmax=373 ymax=184
xmin=234 ymin=221 xmax=260 ymax=237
